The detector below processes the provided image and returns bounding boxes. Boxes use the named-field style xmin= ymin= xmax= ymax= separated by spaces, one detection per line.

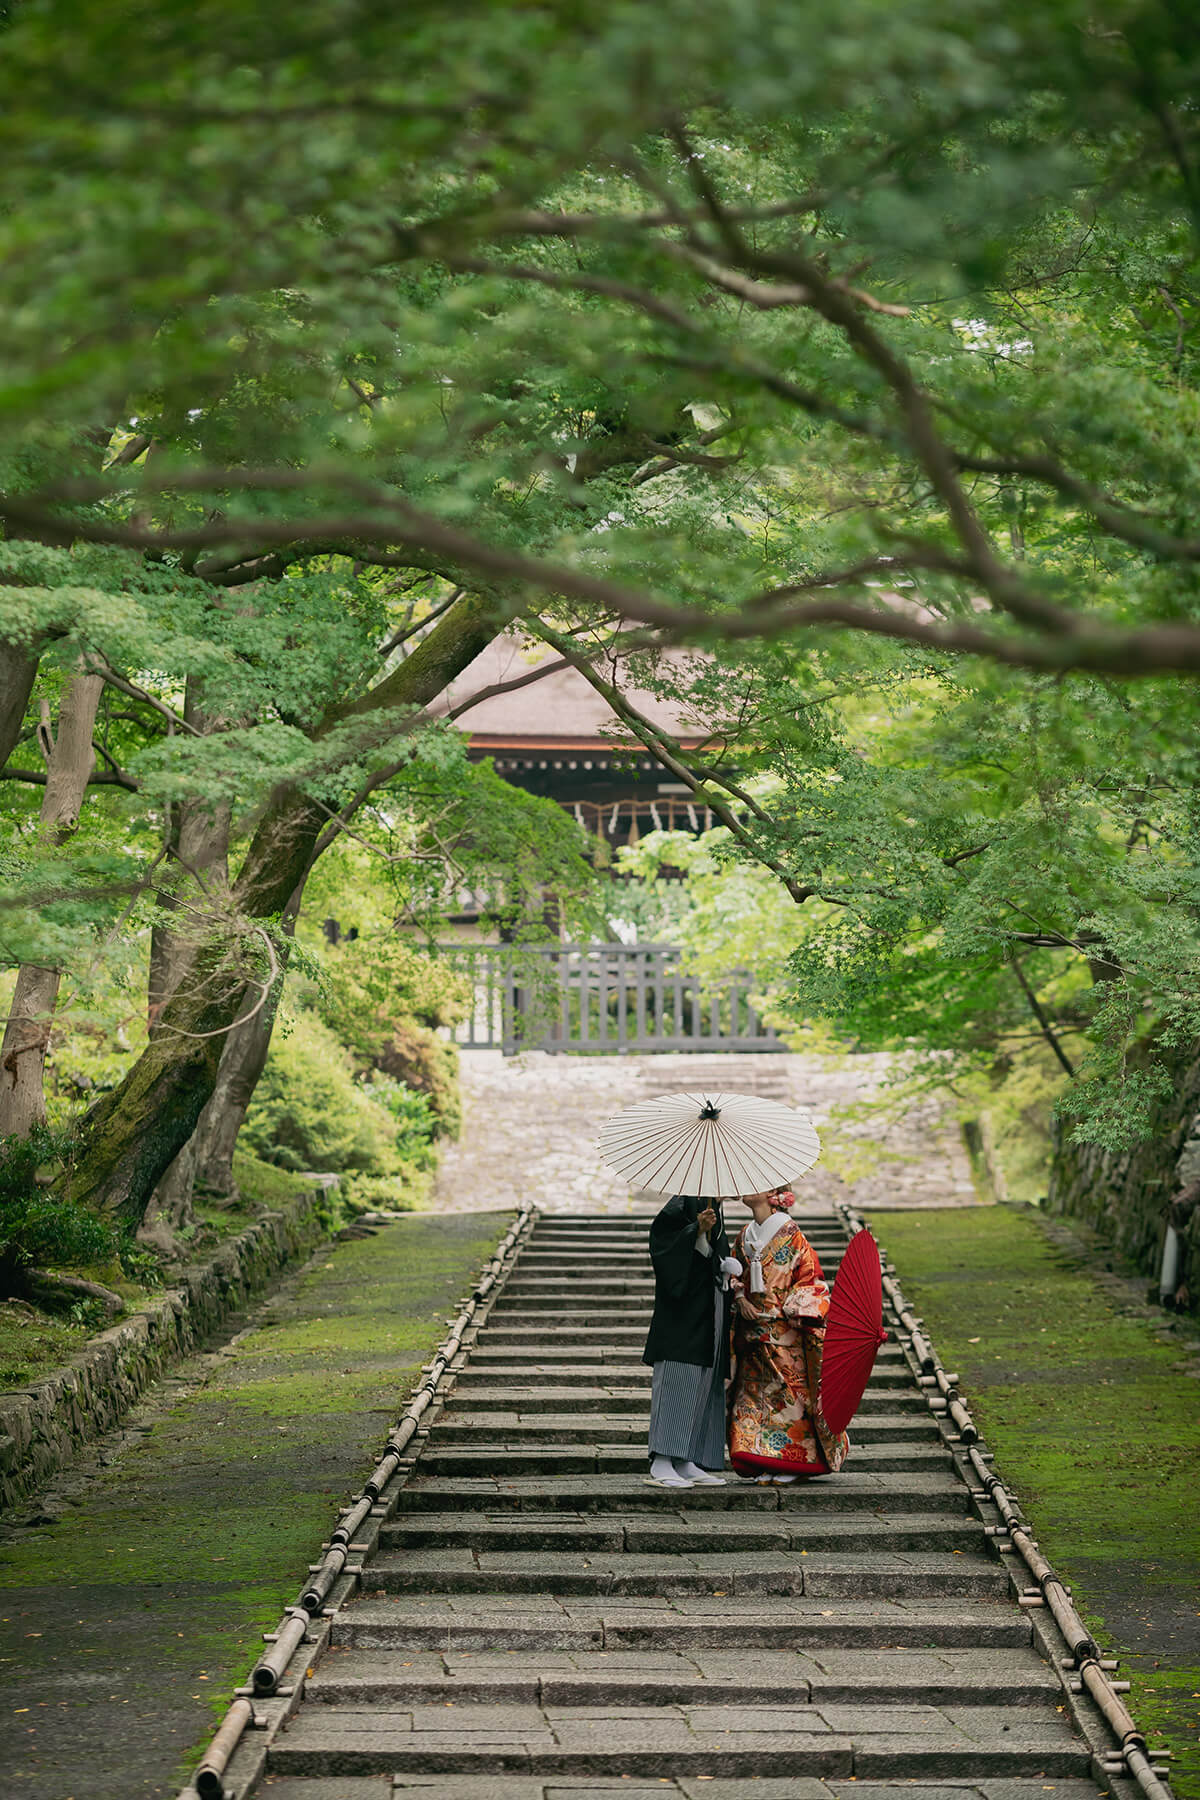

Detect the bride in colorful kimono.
xmin=727 ymin=1187 xmax=849 ymax=1482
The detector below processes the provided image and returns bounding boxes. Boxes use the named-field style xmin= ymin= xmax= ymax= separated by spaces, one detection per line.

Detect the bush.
xmin=0 ymin=1123 xmax=118 ymax=1297
xmin=340 ymin=1170 xmax=427 ymax=1212
xmin=320 ymin=935 xmax=470 ymax=1052
xmin=313 ymin=936 xmax=467 ymax=1136
xmin=241 ymin=1013 xmax=401 ymax=1177
xmin=375 ymin=1024 xmax=462 ymax=1139
xmin=366 ymin=1077 xmax=438 ymax=1169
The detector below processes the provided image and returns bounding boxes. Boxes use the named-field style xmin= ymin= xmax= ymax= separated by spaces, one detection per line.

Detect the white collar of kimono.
xmin=742 ymin=1211 xmax=790 ymax=1293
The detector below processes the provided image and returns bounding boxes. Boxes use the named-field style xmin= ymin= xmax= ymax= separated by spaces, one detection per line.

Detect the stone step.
xmin=466 ymin=1345 xmax=654 ymax=1365
xmin=513 ymin=1265 xmax=654 ymax=1274
xmin=528 ymin=1220 xmax=844 ymax=1234
xmin=267 ymin=1699 xmax=1087 ymax=1779
xmin=430 ymin=1413 xmax=939 ymax=1445
xmin=419 ymin=1444 xmax=953 ymax=1477
xmin=531 ymin=1216 xmax=661 ymax=1225
xmin=523 ymin=1243 xmax=652 ymax=1255
xmin=494 ymin=1296 xmax=656 ymax=1311
xmin=505 ymin=1266 xmax=658 ymax=1278
xmin=305 ymin=1642 xmax=1061 ymax=1709
xmin=524 ymin=1243 xmax=846 ymax=1262
xmin=503 ymin=1281 xmax=662 ymax=1296
xmin=526 ymin=1218 xmax=665 ymax=1227
xmin=521 ymin=1231 xmax=845 ymax=1245
xmin=453 ymin=1363 xmax=915 ymax=1388
xmin=510 ymin=1260 xmax=651 ymax=1274
xmin=364 ymin=1547 xmax=1008 ymax=1600
xmin=472 ymin=1330 xmax=908 ymax=1355
xmin=259 ymin=1780 xmax=1106 ymax=1800
xmin=378 ymin=1510 xmax=987 ymax=1554
xmin=447 ymin=1386 xmax=655 ymax=1414
xmin=523 ymin=1246 xmax=652 ymax=1255
xmin=482 ymin=1323 xmax=650 ymax=1339
xmin=520 ymin=1253 xmax=849 ymax=1266
xmin=491 ymin=1295 xmax=654 ymax=1309
xmin=393 ymin=1472 xmax=971 ymax=1515
xmin=333 ymin=1596 xmax=1035 ymax=1653
xmin=445 ymin=1386 xmax=925 ymax=1415
xmin=487 ymin=1310 xmax=652 ymax=1327
xmin=464 ymin=1346 xmax=906 ymax=1368
xmin=523 ymin=1238 xmax=847 ymax=1254
xmin=526 ymin=1232 xmax=654 ymax=1244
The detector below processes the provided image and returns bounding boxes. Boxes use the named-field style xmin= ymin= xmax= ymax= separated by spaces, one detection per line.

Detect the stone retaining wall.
xmin=1047 ymin=1042 xmax=1200 ymax=1304
xmin=0 ymin=1188 xmax=328 ymax=1511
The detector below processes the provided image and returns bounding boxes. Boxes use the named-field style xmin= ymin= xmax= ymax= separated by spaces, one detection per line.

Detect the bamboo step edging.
xmin=181 ymin=1202 xmax=538 ymax=1800
xmin=843 ymin=1200 xmax=1176 ymax=1800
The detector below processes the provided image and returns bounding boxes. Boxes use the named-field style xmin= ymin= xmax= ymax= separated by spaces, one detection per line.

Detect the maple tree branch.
xmin=952 ymin=448 xmax=1200 ymax=561
xmin=1007 ymin=951 xmax=1077 ymax=1079
xmin=11 ymin=471 xmax=1200 ymax=676
xmin=0 ymin=766 xmax=139 ymax=792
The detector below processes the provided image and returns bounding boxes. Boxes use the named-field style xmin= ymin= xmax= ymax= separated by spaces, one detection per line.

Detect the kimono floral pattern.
xmin=728 ymin=1220 xmax=849 ymax=1476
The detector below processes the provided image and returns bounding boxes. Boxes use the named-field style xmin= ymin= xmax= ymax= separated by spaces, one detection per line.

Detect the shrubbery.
xmin=0 ymin=1123 xmax=119 ymax=1299
xmin=316 ymin=937 xmax=468 ymax=1139
xmin=376 ymin=1024 xmax=462 ymax=1141
xmin=241 ymin=1012 xmax=436 ymax=1209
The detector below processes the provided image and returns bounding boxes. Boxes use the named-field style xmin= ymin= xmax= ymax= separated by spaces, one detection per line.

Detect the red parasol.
xmin=819 ymin=1229 xmax=888 ymax=1434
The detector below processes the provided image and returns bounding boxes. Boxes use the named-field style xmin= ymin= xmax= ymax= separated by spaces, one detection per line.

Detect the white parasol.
xmin=598 ymin=1089 xmax=821 ymax=1198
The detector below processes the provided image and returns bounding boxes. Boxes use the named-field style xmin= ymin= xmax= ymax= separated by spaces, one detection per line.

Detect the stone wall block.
xmin=1048 ymin=1044 xmax=1200 ymax=1300
xmin=0 ymin=1185 xmax=325 ymax=1510
xmin=0 ymin=1397 xmax=33 ymax=1461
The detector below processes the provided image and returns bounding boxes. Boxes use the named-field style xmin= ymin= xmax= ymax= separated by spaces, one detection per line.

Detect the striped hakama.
xmin=647 ymin=1280 xmax=726 ymax=1469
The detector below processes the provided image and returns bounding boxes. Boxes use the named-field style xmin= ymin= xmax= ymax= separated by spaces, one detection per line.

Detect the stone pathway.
xmin=435 ymin=1051 xmax=977 ymax=1215
xmin=252 ymin=1211 xmax=1112 ymax=1800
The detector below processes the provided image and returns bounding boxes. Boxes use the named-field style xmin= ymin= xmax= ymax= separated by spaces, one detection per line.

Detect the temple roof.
xmin=433 ymin=636 xmax=708 ymax=752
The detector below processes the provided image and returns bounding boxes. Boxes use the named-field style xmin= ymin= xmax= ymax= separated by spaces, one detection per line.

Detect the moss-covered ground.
xmin=0 ymin=1309 xmax=89 ymax=1389
xmin=877 ymin=1204 xmax=1200 ymax=1799
xmin=0 ymin=1150 xmax=348 ymax=1388
xmin=0 ymin=1208 xmax=511 ymax=1800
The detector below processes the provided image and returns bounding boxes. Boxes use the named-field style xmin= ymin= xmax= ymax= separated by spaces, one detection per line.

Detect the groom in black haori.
xmin=642 ymin=1193 xmax=740 ymax=1488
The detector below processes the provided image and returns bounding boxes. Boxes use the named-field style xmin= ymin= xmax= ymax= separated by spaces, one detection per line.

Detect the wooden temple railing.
xmin=439 ymin=942 xmax=784 ymax=1055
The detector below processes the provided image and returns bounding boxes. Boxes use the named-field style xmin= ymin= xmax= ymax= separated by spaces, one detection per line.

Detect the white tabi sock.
xmin=676 ymin=1460 xmax=726 ymax=1486
xmin=649 ymin=1455 xmax=693 ymax=1486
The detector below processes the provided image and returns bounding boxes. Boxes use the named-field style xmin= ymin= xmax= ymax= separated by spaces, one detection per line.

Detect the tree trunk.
xmin=0 ymin=642 xmax=41 ymax=772
xmin=139 ymin=1132 xmax=201 ymax=1251
xmin=148 ymin=685 xmax=234 ymax=1034
xmin=192 ymin=979 xmax=282 ymax=1197
xmin=142 ymin=907 xmax=290 ymax=1247
xmin=57 ymin=594 xmax=499 ymax=1229
xmin=0 ymin=670 xmax=104 ymax=1137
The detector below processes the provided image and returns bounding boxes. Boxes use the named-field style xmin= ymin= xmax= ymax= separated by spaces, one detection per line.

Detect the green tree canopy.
xmin=2 ymin=0 xmax=1199 ymax=1226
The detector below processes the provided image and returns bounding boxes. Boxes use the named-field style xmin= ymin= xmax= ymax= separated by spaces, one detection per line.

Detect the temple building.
xmin=427 ymin=639 xmax=783 ymax=1053
xmin=436 ymin=636 xmax=720 ymax=852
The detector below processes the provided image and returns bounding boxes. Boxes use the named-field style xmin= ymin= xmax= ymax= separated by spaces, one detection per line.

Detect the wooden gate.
xmin=442 ymin=943 xmax=784 ymax=1055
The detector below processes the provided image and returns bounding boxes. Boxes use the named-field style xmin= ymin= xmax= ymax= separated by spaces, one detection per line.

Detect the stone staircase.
xmin=258 ymin=1212 xmax=1102 ymax=1800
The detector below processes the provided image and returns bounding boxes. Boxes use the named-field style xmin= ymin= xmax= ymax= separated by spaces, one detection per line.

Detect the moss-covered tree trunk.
xmin=147 ymin=688 xmax=233 ymax=1038
xmin=58 ymin=594 xmax=498 ymax=1231
xmin=0 ymin=668 xmax=105 ymax=1137
xmin=146 ymin=913 xmax=291 ymax=1247
xmin=193 ymin=983 xmax=281 ymax=1196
